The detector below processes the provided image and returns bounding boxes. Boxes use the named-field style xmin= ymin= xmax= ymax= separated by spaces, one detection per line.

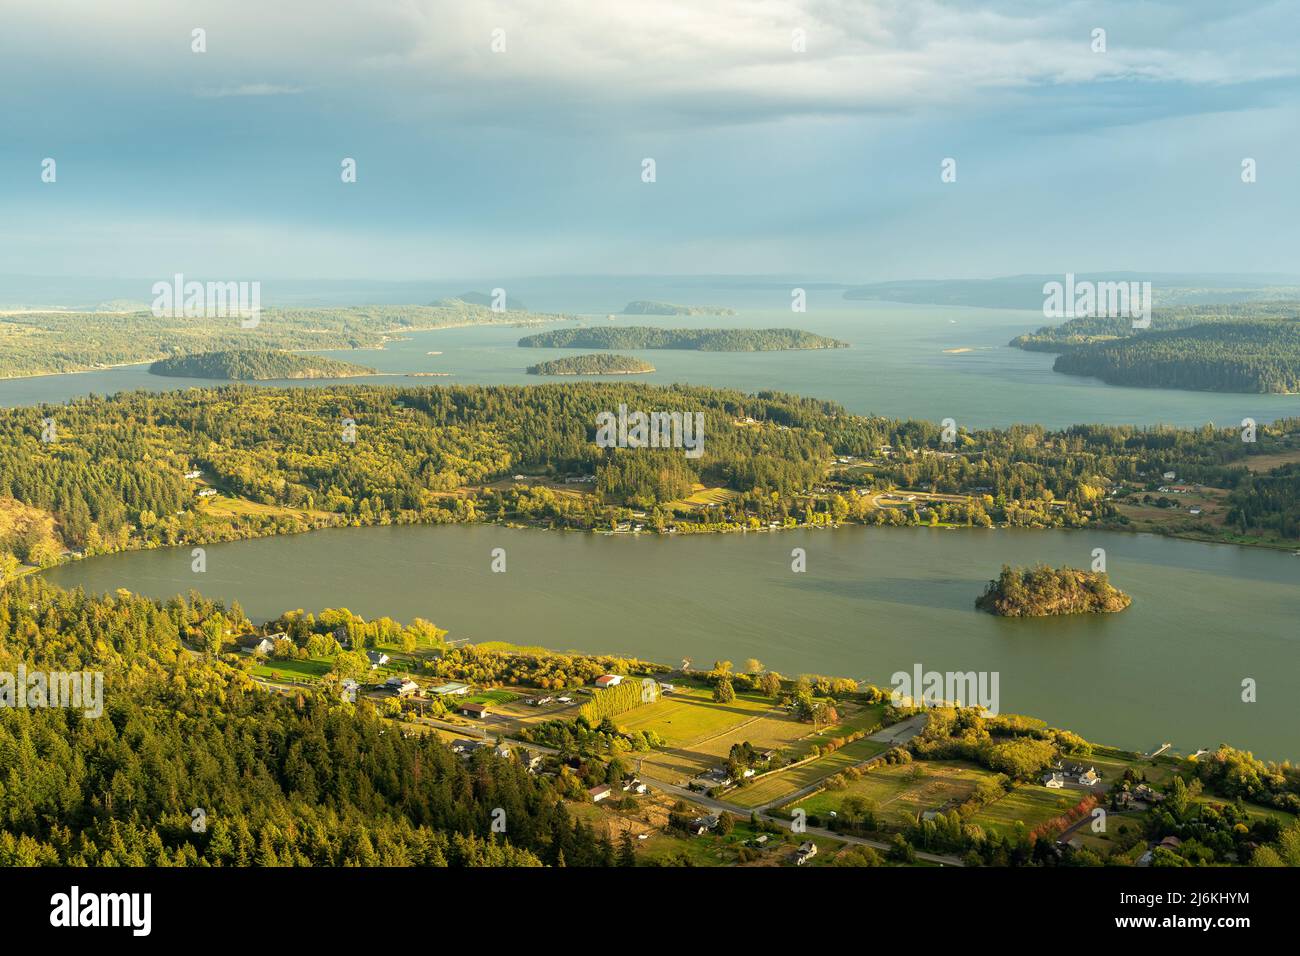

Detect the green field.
xmin=1073 ymin=748 xmax=1182 ymax=788
xmin=464 ymin=689 xmax=520 ymax=706
xmin=794 ymin=759 xmax=1001 ymax=827
xmin=251 ymin=657 xmax=333 ymax=681
xmin=789 ymin=703 xmax=887 ymax=760
xmin=728 ymin=736 xmax=890 ymax=809
xmin=971 ymin=785 xmax=1079 ymax=837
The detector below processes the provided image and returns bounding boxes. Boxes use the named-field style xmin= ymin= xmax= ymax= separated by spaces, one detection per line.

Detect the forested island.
xmin=0 ymin=301 xmax=573 ymax=379
xmin=518 ymin=326 xmax=848 ymax=351
xmin=621 ymin=300 xmax=736 ymax=316
xmin=527 ymin=354 xmax=655 ymax=376
xmin=975 ymin=565 xmax=1132 ymax=617
xmin=151 ymin=348 xmax=377 ymax=380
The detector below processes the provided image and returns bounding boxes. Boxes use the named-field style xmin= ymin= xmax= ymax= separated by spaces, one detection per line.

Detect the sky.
xmin=1 ymin=0 xmax=1297 ymax=282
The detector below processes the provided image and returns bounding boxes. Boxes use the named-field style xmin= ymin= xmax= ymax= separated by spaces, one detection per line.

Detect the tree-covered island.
xmin=518 ymin=326 xmax=848 ymax=351
xmin=621 ymin=300 xmax=736 ymax=316
xmin=975 ymin=565 xmax=1132 ymax=617
xmin=150 ymin=348 xmax=377 ymax=380
xmin=527 ymin=354 xmax=656 ymax=376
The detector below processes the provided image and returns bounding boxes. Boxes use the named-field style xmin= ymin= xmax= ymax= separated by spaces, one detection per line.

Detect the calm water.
xmin=4 ymin=288 xmax=1298 ymax=429
xmin=43 ymin=524 xmax=1300 ymax=759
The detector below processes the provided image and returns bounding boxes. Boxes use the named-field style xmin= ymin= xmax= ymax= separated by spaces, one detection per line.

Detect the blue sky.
xmin=1 ymin=0 xmax=1297 ymax=281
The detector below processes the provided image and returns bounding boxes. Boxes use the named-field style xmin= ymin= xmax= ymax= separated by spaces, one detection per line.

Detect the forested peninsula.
xmin=0 ymin=302 xmax=573 ymax=379
xmin=1010 ymin=303 xmax=1300 ymax=393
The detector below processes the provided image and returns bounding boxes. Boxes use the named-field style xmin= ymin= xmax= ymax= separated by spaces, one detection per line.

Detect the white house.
xmin=796 ymin=841 xmax=818 ymax=864
xmin=589 ymin=785 xmax=612 ymax=803
xmin=1043 ymin=772 xmax=1066 ymax=789
xmin=238 ymin=636 xmax=275 ymax=656
xmin=386 ymin=676 xmax=420 ymax=697
xmin=340 ymin=679 xmax=360 ymax=703
xmin=366 ymin=650 xmax=390 ymax=669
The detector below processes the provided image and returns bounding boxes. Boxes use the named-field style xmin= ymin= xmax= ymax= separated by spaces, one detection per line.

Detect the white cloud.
xmin=5 ymin=0 xmax=1294 ymax=128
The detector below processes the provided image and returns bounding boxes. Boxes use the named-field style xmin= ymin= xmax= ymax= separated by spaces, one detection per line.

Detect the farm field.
xmin=789 ymin=703 xmax=887 ymax=760
xmin=970 ymin=784 xmax=1079 ymax=837
xmin=729 ymin=736 xmax=891 ymax=809
xmin=793 ymin=759 xmax=1001 ymax=827
xmin=616 ymin=685 xmax=775 ymax=747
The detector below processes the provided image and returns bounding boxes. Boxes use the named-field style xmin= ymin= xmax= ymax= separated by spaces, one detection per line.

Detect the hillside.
xmin=527 ymin=353 xmax=655 ymax=375
xmin=150 ymin=349 xmax=377 ymax=381
xmin=975 ymin=565 xmax=1132 ymax=617
xmin=518 ymin=326 xmax=848 ymax=351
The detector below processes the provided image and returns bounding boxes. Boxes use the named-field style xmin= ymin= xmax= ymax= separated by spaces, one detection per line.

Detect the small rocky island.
xmin=150 ymin=348 xmax=376 ymax=380
xmin=527 ymin=353 xmax=655 ymax=376
xmin=975 ymin=564 xmax=1132 ymax=617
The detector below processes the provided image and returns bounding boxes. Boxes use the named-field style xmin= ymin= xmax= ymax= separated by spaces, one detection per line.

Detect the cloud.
xmin=4 ymin=0 xmax=1296 ymax=130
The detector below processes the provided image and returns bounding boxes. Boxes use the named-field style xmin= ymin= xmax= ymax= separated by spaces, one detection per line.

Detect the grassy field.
xmin=251 ymin=657 xmax=333 ymax=682
xmin=789 ymin=703 xmax=887 ymax=760
xmin=665 ymin=485 xmax=741 ymax=511
xmin=793 ymin=759 xmax=1001 ymax=826
xmin=200 ymin=494 xmax=333 ymax=522
xmin=1074 ymin=748 xmax=1182 ymax=789
xmin=463 ymin=689 xmax=520 ymax=706
xmin=616 ymin=685 xmax=775 ymax=747
xmin=971 ymin=784 xmax=1079 ymax=837
xmin=728 ymin=736 xmax=891 ymax=809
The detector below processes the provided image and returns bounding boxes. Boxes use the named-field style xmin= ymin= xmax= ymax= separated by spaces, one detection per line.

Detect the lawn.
xmin=793 ymin=759 xmax=1001 ymax=827
xmin=251 ymin=657 xmax=332 ymax=682
xmin=463 ymin=689 xmax=520 ymax=706
xmin=1072 ymin=748 xmax=1182 ymax=789
xmin=727 ymin=736 xmax=890 ymax=809
xmin=971 ymin=784 xmax=1080 ymax=837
